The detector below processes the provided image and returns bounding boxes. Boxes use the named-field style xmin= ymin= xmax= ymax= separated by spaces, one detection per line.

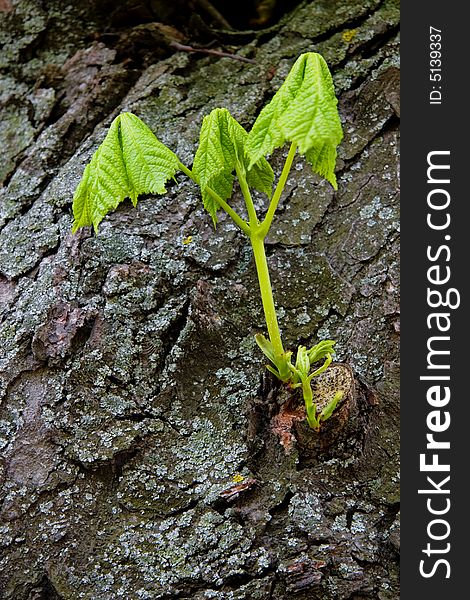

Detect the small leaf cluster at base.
xmin=256 ymin=337 xmax=343 ymax=431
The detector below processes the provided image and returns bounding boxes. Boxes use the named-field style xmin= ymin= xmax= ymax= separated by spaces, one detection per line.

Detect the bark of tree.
xmin=0 ymin=1 xmax=399 ymax=598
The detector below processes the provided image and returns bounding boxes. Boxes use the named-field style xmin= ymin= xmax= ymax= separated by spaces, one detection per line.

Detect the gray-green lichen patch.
xmin=268 ymin=250 xmax=354 ymax=344
xmin=0 ymin=252 xmax=73 ymax=401
xmin=0 ymin=165 xmax=52 ymax=228
xmin=1 ymin=468 xmax=270 ymax=599
xmin=339 ymin=63 xmax=400 ymax=162
xmin=0 ymin=200 xmax=59 ymax=279
xmin=311 ymin=131 xmax=399 ymax=381
xmin=264 ymin=483 xmax=397 ymax=598
xmin=367 ymin=361 xmax=400 ymax=505
xmin=117 ymin=414 xmax=248 ymax=514
xmin=0 ymin=88 xmax=36 ymax=184
xmin=45 ymin=507 xmax=264 ymax=599
xmin=0 ymin=0 xmax=47 ymax=69
xmin=0 ymin=371 xmax=63 ymax=490
xmin=0 ymin=275 xmax=17 ymax=321
xmin=286 ymin=0 xmax=382 ymax=39
xmin=266 ymin=152 xmax=336 ymax=247
xmin=192 ymin=578 xmax=274 ymax=600
xmin=314 ymin=0 xmax=399 ymax=93
xmin=182 ymin=209 xmax=242 ymax=272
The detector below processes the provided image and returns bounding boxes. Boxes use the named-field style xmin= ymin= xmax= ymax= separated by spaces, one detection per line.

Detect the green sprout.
xmin=72 ymin=52 xmax=344 ymax=430
xmin=288 ymin=344 xmax=344 ymax=431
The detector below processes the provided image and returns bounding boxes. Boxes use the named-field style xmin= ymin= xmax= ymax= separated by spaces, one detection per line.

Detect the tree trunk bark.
xmin=0 ymin=1 xmax=399 ymax=598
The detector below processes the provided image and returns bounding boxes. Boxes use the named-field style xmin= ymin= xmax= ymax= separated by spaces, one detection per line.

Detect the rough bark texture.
xmin=0 ymin=1 xmax=400 ymax=598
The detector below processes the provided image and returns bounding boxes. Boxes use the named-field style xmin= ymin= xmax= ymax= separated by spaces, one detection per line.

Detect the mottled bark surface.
xmin=0 ymin=1 xmax=400 ymax=598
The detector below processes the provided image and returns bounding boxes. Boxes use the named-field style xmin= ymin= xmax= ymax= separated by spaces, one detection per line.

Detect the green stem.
xmin=302 ymin=377 xmax=319 ymax=430
xmin=235 ymin=160 xmax=258 ymax=227
xmin=236 ymin=162 xmax=286 ymax=368
xmin=258 ymin=141 xmax=298 ymax=238
xmin=250 ymin=233 xmax=284 ymax=359
xmin=180 ymin=160 xmax=289 ymax=379
xmin=178 ymin=161 xmax=250 ymax=236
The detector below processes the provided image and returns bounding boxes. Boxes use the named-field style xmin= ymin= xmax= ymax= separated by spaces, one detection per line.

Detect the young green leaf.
xmin=255 ymin=332 xmax=277 ymax=364
xmin=72 ymin=113 xmax=179 ymax=232
xmin=246 ymin=52 xmax=343 ymax=188
xmin=72 ymin=117 xmax=130 ymax=233
xmin=307 ymin=340 xmax=335 ymax=365
xmin=192 ymin=108 xmax=273 ymax=225
xmin=319 ymin=390 xmax=343 ymax=422
xmin=309 ymin=353 xmax=332 ymax=379
xmin=119 ymin=112 xmax=180 ymax=202
xmin=255 ymin=333 xmax=292 ymax=382
xmin=246 ymin=160 xmax=274 ymax=199
xmin=294 ymin=345 xmax=310 ymax=376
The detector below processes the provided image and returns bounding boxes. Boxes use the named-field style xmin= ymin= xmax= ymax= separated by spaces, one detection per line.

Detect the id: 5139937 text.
xmin=429 ymin=26 xmax=442 ymax=105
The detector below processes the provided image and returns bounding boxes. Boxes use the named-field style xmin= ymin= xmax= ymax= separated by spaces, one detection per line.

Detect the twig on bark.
xmin=170 ymin=41 xmax=256 ymax=64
